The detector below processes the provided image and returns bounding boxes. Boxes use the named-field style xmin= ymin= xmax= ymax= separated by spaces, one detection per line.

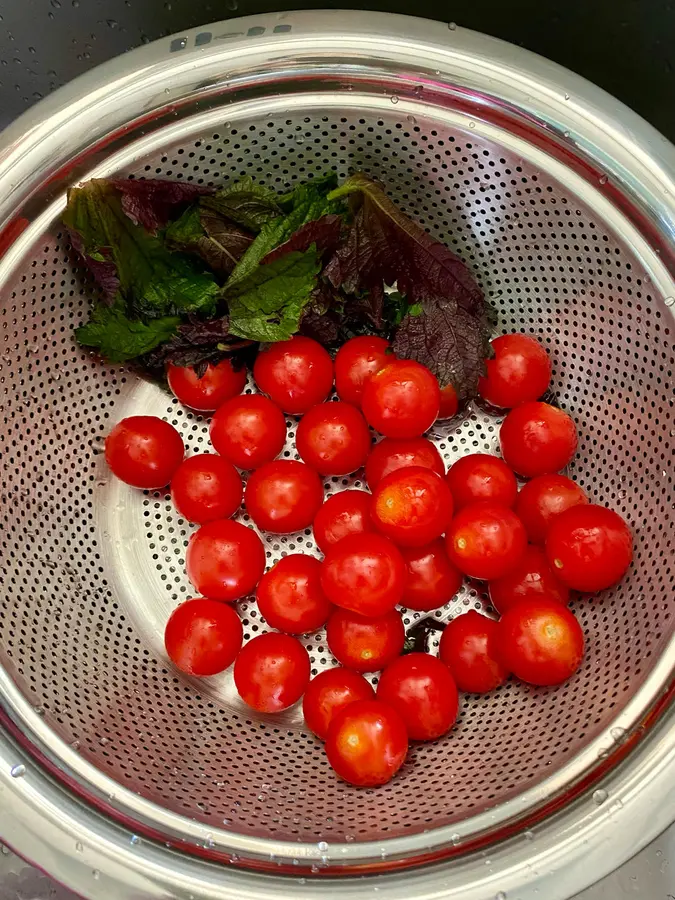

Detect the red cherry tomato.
xmin=438 ymin=383 xmax=459 ymax=419
xmin=326 ymin=607 xmax=405 ymax=672
xmin=245 ymin=460 xmax=324 ymax=534
xmin=497 ymin=599 xmax=585 ymax=686
xmin=256 ymin=554 xmax=333 ymax=635
xmin=334 ymin=335 xmax=392 ymax=407
xmin=499 ymin=402 xmax=578 ymax=478
xmin=376 ymin=653 xmax=459 ymax=741
xmin=545 ymin=504 xmax=633 ymax=592
xmin=439 ymin=610 xmax=509 ymax=693
xmin=400 ymin=539 xmax=463 ymax=611
xmin=515 ymin=474 xmax=589 ymax=544
xmin=445 ymin=501 xmax=527 ymax=580
xmin=371 ymin=466 xmax=454 ymax=548
xmin=296 ymin=402 xmax=371 ymax=476
xmin=489 ymin=545 xmax=569 ymax=614
xmin=234 ymin=632 xmax=311 ymax=712
xmin=325 ymin=699 xmax=408 ymax=787
xmin=478 ymin=333 xmax=551 ymax=409
xmin=186 ymin=519 xmax=265 ymax=601
xmin=321 ymin=533 xmax=406 ymax=617
xmin=253 ymin=336 xmax=333 ymax=414
xmin=164 ymin=598 xmax=243 ymax=677
xmin=446 ymin=453 xmax=518 ymax=510
xmin=365 ymin=436 xmax=445 ymax=491
xmin=362 ymin=359 xmax=440 ymax=439
xmin=312 ymin=490 xmax=375 ymax=554
xmin=302 ymin=668 xmax=375 ymax=740
xmin=167 ymin=359 xmax=246 ymax=412
xmin=170 ymin=454 xmax=243 ymax=524
xmin=210 ymin=394 xmax=286 ymax=470
xmin=105 ymin=416 xmax=184 ymax=489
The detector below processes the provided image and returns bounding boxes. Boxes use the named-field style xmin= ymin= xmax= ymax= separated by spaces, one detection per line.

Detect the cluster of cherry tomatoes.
xmin=103 ymin=332 xmax=633 ymax=787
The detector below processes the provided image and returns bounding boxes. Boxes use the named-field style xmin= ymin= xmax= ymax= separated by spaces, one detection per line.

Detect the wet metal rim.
xmin=0 ymin=9 xmax=673 ymax=899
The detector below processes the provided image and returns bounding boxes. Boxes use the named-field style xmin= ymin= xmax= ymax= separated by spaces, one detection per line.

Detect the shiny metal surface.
xmin=0 ymin=9 xmax=673 ymax=899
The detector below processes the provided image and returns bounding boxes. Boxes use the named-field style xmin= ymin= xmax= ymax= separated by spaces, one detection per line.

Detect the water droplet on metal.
xmin=664 ymin=296 xmax=674 ymax=307
xmin=130 ymin=834 xmax=140 ymax=846
xmin=92 ymin=869 xmax=100 ymax=880
xmin=317 ymin=840 xmax=328 ymax=851
xmin=310 ymin=865 xmax=320 ymax=874
xmin=593 ymin=788 xmax=608 ymax=805
xmin=72 ymin=0 xmax=79 ymax=6
xmin=406 ymin=114 xmax=417 ymax=125
xmin=10 ymin=764 xmax=26 ymax=778
xmin=345 ymin=833 xmax=354 ymax=842
xmin=564 ymin=93 xmax=570 ymax=100
xmin=50 ymin=0 xmax=61 ymax=7
xmin=468 ymin=121 xmax=476 ymax=128
xmin=0 ymin=845 xmax=10 ymax=856
xmin=524 ymin=830 xmax=534 ymax=840
xmin=599 ymin=174 xmax=609 ymax=185
xmin=70 ymin=739 xmax=80 ymax=750
xmin=294 ymin=135 xmax=305 ymax=144
xmin=230 ymin=853 xmax=239 ymax=863
xmin=617 ymin=488 xmax=627 ymax=499
xmin=390 ymin=95 xmax=399 ymax=104
xmin=205 ymin=833 xmax=215 ymax=848
xmin=563 ymin=130 xmax=570 ymax=138
xmin=451 ymin=832 xmax=461 ymax=845
xmin=610 ymin=726 xmax=626 ymax=743
xmin=496 ymin=893 xmax=507 ymax=900
xmin=75 ymin=841 xmax=84 ymax=853
xmin=34 ymin=705 xmax=45 ymax=716
xmin=106 ymin=18 xmax=118 ymax=27
xmin=447 ymin=21 xmax=457 ymax=30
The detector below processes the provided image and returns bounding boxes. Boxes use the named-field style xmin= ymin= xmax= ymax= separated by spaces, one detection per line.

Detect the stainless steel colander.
xmin=0 ymin=11 xmax=673 ymax=900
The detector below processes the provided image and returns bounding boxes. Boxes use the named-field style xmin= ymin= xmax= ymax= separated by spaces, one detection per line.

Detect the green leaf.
xmin=202 ymin=177 xmax=282 ymax=232
xmin=277 ymin=172 xmax=338 ymax=211
xmin=165 ymin=204 xmax=253 ymax=275
xmin=64 ymin=180 xmax=219 ymax=318
xmin=224 ymin=247 xmax=322 ymax=342
xmin=75 ymin=299 xmax=180 ymax=362
xmin=226 ymin=183 xmax=346 ymax=288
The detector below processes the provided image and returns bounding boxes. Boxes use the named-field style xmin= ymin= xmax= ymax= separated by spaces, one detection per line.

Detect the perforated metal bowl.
xmin=0 ymin=11 xmax=674 ymax=900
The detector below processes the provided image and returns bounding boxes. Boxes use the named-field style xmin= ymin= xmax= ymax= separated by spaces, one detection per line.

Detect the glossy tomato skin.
xmin=302 ymin=668 xmax=375 ymax=740
xmin=361 ymin=359 xmax=440 ymax=439
xmin=334 ymin=335 xmax=392 ymax=407
xmin=326 ymin=607 xmax=405 ymax=673
xmin=320 ymin=533 xmax=406 ymax=617
xmin=365 ymin=436 xmax=445 ymax=491
xmin=186 ymin=519 xmax=265 ymax=601
xmin=296 ymin=402 xmax=371 ymax=476
xmin=234 ymin=632 xmax=311 ymax=712
xmin=376 ymin=653 xmax=459 ymax=741
xmin=545 ymin=504 xmax=633 ymax=592
xmin=489 ymin=545 xmax=569 ymax=614
xmin=497 ymin=599 xmax=585 ymax=686
xmin=164 ymin=598 xmax=243 ymax=677
xmin=400 ymin=539 xmax=463 ymax=611
xmin=167 ymin=359 xmax=246 ymax=412
xmin=312 ymin=490 xmax=375 ymax=554
xmin=515 ymin=474 xmax=590 ymax=545
xmin=245 ymin=459 xmax=324 ymax=534
xmin=478 ymin=333 xmax=551 ymax=409
xmin=446 ymin=453 xmax=518 ymax=510
xmin=371 ymin=466 xmax=454 ymax=547
xmin=170 ymin=454 xmax=243 ymax=524
xmin=256 ymin=554 xmax=332 ymax=635
xmin=210 ymin=394 xmax=286 ymax=470
xmin=499 ymin=402 xmax=578 ymax=478
xmin=105 ymin=416 xmax=184 ymax=489
xmin=325 ymin=699 xmax=408 ymax=787
xmin=439 ymin=610 xmax=509 ymax=693
xmin=438 ymin=383 xmax=459 ymax=419
xmin=253 ymin=336 xmax=333 ymax=414
xmin=445 ymin=501 xmax=527 ymax=580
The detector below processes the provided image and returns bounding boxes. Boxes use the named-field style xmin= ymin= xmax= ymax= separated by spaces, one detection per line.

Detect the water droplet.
xmin=106 ymin=18 xmax=118 ymax=28
xmin=130 ymin=834 xmax=140 ymax=846
xmin=230 ymin=853 xmax=239 ymax=863
xmin=390 ymin=95 xmax=399 ymax=104
xmin=448 ymin=21 xmax=457 ymax=30
xmin=524 ymin=830 xmax=534 ymax=840
xmin=10 ymin=764 xmax=26 ymax=777
xmin=90 ymin=434 xmax=106 ymax=455
xmin=609 ymin=798 xmax=624 ymax=813
xmin=92 ymin=869 xmax=100 ymax=880
xmin=34 ymin=705 xmax=45 ymax=716
xmin=406 ymin=114 xmax=417 ymax=125
xmin=610 ymin=726 xmax=626 ymax=743
xmin=317 ymin=840 xmax=328 ymax=851
xmin=496 ymin=893 xmax=507 ymax=900
xmin=70 ymin=739 xmax=80 ymax=751
xmin=345 ymin=833 xmax=354 ymax=842
xmin=72 ymin=0 xmax=80 ymax=6
xmin=563 ymin=130 xmax=571 ymax=138
xmin=310 ymin=865 xmax=320 ymax=874
xmin=599 ymin=174 xmax=609 ymax=185
xmin=451 ymin=832 xmax=461 ymax=845
xmin=468 ymin=121 xmax=476 ymax=128
xmin=593 ymin=788 xmax=608 ymax=805
xmin=294 ymin=135 xmax=305 ymax=144
xmin=50 ymin=0 xmax=61 ymax=7
xmin=1 ymin=845 xmax=10 ymax=856
xmin=75 ymin=841 xmax=84 ymax=853
xmin=664 ymin=296 xmax=674 ymax=307
xmin=564 ymin=93 xmax=570 ymax=100
xmin=205 ymin=833 xmax=215 ymax=848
